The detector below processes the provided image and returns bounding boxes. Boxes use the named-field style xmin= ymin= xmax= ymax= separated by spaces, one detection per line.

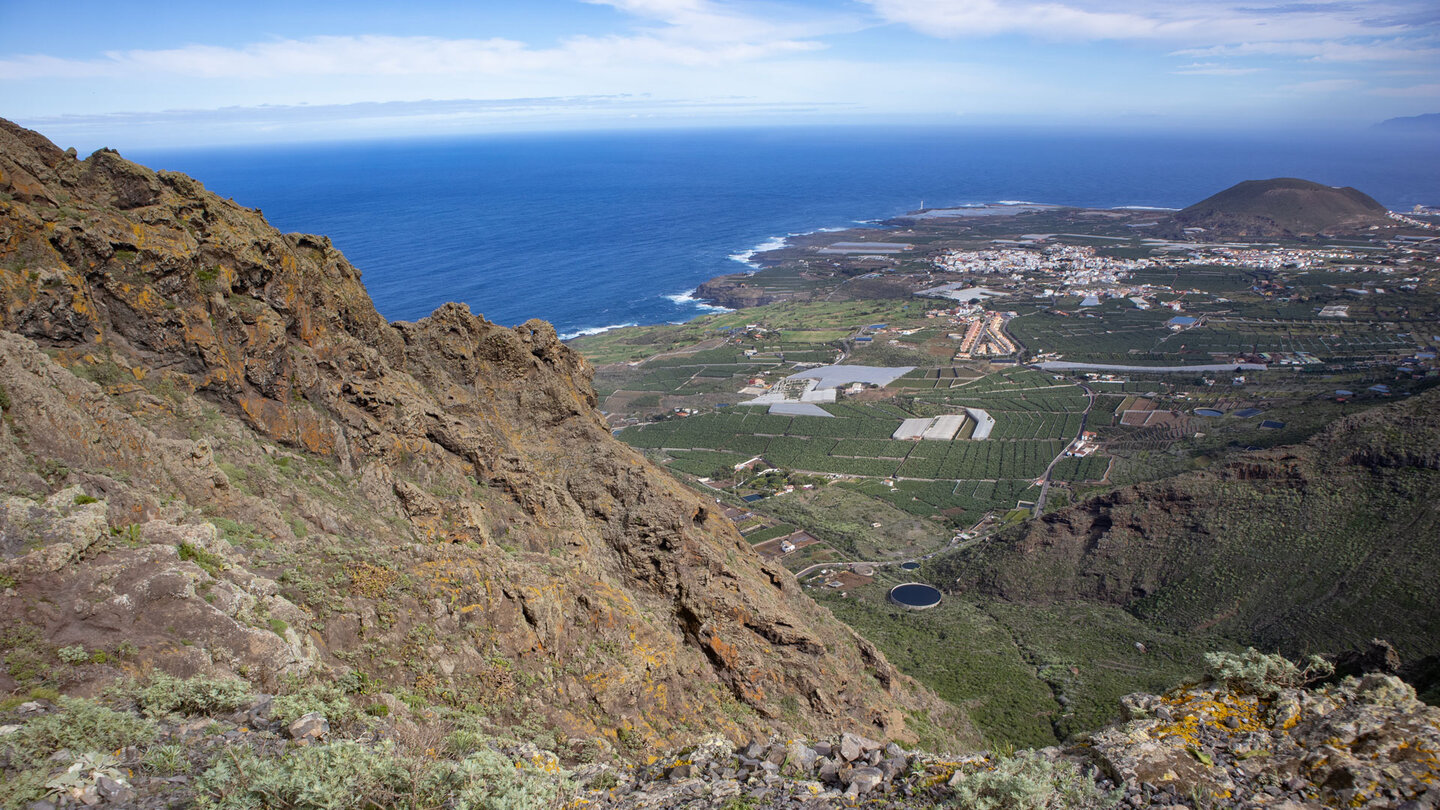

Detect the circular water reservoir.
xmin=888 ymin=583 xmax=942 ymax=610
xmin=901 ymin=562 xmax=920 ymax=571
xmin=1194 ymin=408 xmax=1225 ymax=417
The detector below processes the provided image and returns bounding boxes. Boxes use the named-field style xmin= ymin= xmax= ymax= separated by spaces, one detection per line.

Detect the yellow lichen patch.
xmin=1152 ymin=688 xmax=1265 ymax=747
xmin=348 ymin=561 xmax=399 ymax=599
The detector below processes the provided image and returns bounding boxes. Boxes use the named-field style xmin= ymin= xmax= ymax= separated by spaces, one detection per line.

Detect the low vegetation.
xmin=947 ymin=750 xmax=1120 ymax=810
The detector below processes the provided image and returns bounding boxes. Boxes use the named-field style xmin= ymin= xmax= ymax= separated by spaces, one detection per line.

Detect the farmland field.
xmin=618 ymin=366 xmax=1093 ymax=525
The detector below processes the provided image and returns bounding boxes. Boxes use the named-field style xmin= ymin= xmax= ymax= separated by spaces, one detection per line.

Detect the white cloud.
xmin=861 ymin=0 xmax=1169 ymax=40
xmin=0 ymin=31 xmax=829 ymax=83
xmin=1373 ymin=82 xmax=1440 ymax=97
xmin=584 ymin=0 xmax=863 ymax=43
xmin=1282 ymin=78 xmax=1366 ymax=93
xmin=861 ymin=0 xmax=1424 ymax=46
xmin=1174 ymin=62 xmax=1262 ymax=76
xmin=0 ymin=0 xmax=855 ymax=85
xmin=1173 ymin=39 xmax=1440 ymax=63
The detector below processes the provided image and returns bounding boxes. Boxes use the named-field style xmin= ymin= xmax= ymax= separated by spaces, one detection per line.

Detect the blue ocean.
xmin=132 ymin=127 xmax=1439 ymax=339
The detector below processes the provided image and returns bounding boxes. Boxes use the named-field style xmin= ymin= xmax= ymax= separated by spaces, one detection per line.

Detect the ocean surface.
xmin=131 ymin=127 xmax=1439 ymax=339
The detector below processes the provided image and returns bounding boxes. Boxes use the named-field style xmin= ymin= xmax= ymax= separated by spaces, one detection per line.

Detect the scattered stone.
xmin=848 ymin=766 xmax=883 ymax=794
xmin=839 ymin=731 xmax=879 ymax=762
xmin=783 ymin=742 xmax=817 ymax=775
xmin=285 ymin=711 xmax=328 ymax=741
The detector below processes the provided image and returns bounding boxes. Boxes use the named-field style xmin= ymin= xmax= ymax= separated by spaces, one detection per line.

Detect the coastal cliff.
xmin=0 ymin=119 xmax=966 ymax=751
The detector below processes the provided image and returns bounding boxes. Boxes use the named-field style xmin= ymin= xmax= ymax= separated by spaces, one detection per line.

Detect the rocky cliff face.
xmin=694 ymin=273 xmax=795 ymax=309
xmin=0 ymin=120 xmax=967 ymax=751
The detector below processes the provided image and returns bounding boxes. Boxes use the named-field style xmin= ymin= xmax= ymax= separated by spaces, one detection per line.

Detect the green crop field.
xmin=779 ymin=329 xmax=853 ymax=342
xmin=619 ymin=366 xmax=1091 ymax=524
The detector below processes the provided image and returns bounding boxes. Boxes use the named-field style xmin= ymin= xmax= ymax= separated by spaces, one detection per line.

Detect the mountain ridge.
xmin=0 ymin=118 xmax=967 ymax=750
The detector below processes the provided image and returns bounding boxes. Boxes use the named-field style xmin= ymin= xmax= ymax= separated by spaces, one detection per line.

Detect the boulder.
xmin=286 ymin=712 xmax=328 ymax=741
xmin=840 ymin=732 xmax=880 ymax=762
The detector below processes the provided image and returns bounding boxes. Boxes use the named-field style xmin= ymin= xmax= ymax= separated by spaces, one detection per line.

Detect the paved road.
xmin=1033 ymin=382 xmax=1094 ymax=515
xmin=1035 ymin=361 xmax=1268 ymax=373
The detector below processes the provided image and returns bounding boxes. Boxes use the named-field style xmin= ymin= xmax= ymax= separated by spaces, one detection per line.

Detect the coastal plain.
xmin=573 ymin=189 xmax=1440 ymax=745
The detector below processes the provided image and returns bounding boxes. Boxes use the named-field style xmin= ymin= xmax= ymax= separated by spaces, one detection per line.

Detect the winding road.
xmin=1033 ymin=381 xmax=1096 ymax=515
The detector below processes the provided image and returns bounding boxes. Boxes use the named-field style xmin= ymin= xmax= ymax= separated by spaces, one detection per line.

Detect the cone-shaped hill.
xmin=1169 ymin=177 xmax=1392 ymax=237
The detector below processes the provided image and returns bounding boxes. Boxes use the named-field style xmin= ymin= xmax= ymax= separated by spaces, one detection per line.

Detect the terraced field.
xmin=1007 ymin=299 xmax=1423 ymax=365
xmin=618 ymin=367 xmax=1094 ymax=523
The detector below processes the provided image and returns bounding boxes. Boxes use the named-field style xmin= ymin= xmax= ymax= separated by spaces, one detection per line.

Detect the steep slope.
xmin=1168 ymin=177 xmax=1392 ymax=237
xmin=931 ymin=388 xmax=1440 ymax=675
xmin=0 ymin=120 xmax=969 ymax=750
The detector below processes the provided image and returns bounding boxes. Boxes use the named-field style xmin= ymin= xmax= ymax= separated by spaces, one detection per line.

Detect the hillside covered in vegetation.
xmin=929 ymin=387 xmax=1440 ymax=698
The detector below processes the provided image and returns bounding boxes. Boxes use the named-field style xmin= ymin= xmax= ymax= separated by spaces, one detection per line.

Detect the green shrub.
xmin=1203 ymin=648 xmax=1334 ymax=695
xmin=195 ymin=740 xmax=413 ymax=809
xmin=445 ymin=729 xmax=489 ymax=756
xmin=178 ymin=542 xmax=225 ymax=576
xmin=57 ymin=645 xmax=89 ymax=664
xmin=444 ymin=747 xmax=574 ymax=810
xmin=194 ymin=740 xmax=573 ymax=810
xmin=138 ymin=674 xmax=254 ymax=717
xmin=5 ymin=647 xmax=50 ymax=687
xmin=947 ymin=750 xmax=1119 ymax=810
xmin=270 ymin=682 xmax=358 ymax=729
xmin=337 ymin=669 xmax=380 ymax=696
xmin=142 ymin=743 xmax=188 ymax=776
xmin=73 ymin=494 xmax=98 ymax=505
xmin=44 ymin=752 xmax=126 ymax=804
xmin=0 ymin=697 xmax=156 ymax=770
xmin=364 ymin=703 xmax=390 ymax=717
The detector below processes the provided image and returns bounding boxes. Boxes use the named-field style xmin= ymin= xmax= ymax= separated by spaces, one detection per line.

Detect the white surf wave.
xmin=665 ymin=289 xmax=732 ymax=313
xmin=728 ymin=235 xmax=790 ymax=269
xmin=559 ymin=322 xmax=638 ymax=341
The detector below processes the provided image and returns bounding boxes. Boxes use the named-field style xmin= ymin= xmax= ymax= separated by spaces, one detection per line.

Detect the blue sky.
xmin=2 ymin=0 xmax=1437 ymax=149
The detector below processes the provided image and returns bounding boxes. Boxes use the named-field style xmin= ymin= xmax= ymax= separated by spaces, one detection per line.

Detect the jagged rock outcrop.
xmin=577 ymin=669 xmax=1440 ymax=808
xmin=1085 ymin=673 xmax=1440 ymax=809
xmin=0 ymin=119 xmax=968 ymax=750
